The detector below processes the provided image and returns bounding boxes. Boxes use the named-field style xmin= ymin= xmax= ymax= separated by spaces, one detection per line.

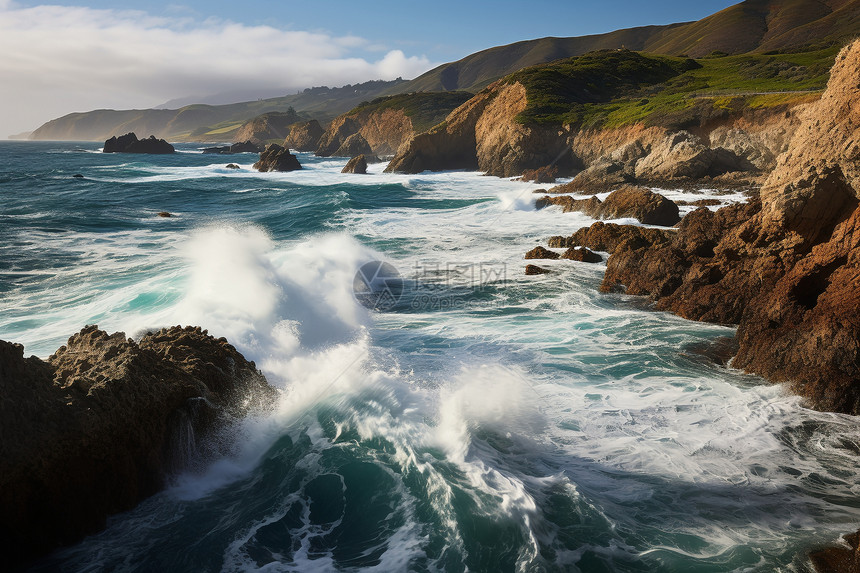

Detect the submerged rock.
xmin=225 ymin=163 xmax=240 ymax=169
xmin=0 ymin=326 xmax=277 ymax=567
xmin=156 ymin=211 xmax=172 ymax=217
xmin=253 ymin=144 xmax=302 ymax=172
xmin=103 ymin=132 xmax=174 ymax=154
xmin=203 ymin=141 xmax=262 ymax=154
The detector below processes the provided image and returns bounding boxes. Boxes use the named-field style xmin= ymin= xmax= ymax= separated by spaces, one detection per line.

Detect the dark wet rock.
xmin=72 ymin=174 xmax=84 ymax=178
xmin=547 ymin=222 xmax=673 ymax=253
xmin=525 ymin=246 xmax=560 ymax=260
xmin=157 ymin=211 xmax=172 ymax=218
xmin=342 ymin=155 xmax=368 ymax=174
xmin=225 ymin=163 xmax=240 ymax=169
xmin=202 ymin=141 xmax=262 ymax=155
xmin=103 ymin=132 xmax=174 ymax=154
xmin=0 ymin=326 xmax=277 ymax=568
xmin=525 ymin=264 xmax=552 ymax=275
xmin=561 ymin=246 xmax=603 ymax=263
xmin=253 ymin=144 xmax=302 ymax=172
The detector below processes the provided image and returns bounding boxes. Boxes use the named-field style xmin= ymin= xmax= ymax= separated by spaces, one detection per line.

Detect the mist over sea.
xmin=3 ymin=141 xmax=860 ymax=572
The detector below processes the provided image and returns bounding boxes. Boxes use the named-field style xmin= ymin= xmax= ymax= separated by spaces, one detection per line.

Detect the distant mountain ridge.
xmin=29 ymin=80 xmax=406 ymax=142
xmin=391 ymin=0 xmax=860 ymax=93
xmin=27 ymin=0 xmax=860 ymax=142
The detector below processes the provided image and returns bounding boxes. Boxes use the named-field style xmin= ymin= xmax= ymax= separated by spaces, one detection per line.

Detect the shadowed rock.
xmin=342 ymin=155 xmax=368 ymax=174
xmin=0 ymin=325 xmax=277 ymax=568
xmin=254 ymin=144 xmax=302 ymax=172
xmin=103 ymin=133 xmax=174 ymax=154
xmin=525 ymin=264 xmax=552 ymax=275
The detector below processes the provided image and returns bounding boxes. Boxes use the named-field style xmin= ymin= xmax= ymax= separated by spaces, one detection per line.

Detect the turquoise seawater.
xmin=3 ymin=141 xmax=860 ymax=572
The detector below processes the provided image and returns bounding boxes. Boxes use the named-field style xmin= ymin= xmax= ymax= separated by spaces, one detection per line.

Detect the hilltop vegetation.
xmin=507 ymin=46 xmax=838 ymax=129
xmin=349 ymin=91 xmax=473 ymax=132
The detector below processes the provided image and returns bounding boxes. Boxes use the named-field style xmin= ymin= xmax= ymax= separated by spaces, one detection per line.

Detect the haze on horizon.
xmin=0 ymin=0 xmax=737 ymax=138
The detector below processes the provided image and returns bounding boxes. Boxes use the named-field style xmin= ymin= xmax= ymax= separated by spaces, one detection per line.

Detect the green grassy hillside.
xmin=506 ymin=46 xmax=838 ymax=129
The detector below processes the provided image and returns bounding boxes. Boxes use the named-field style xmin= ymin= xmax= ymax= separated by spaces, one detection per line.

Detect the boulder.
xmin=253 ymin=144 xmax=302 ymax=172
xmin=809 ymin=530 xmax=860 ymax=573
xmin=525 ymin=246 xmax=560 ymax=260
xmin=547 ymin=222 xmax=673 ymax=254
xmin=342 ymin=155 xmax=368 ymax=174
xmin=103 ymin=133 xmax=174 ymax=154
xmin=285 ymin=119 xmax=325 ymax=152
xmin=225 ymin=163 xmax=240 ymax=169
xmin=202 ymin=141 xmax=262 ymax=155
xmin=0 ymin=326 xmax=277 ymax=567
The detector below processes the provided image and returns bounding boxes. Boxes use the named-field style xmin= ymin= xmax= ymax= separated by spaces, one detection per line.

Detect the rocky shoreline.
xmin=0 ymin=325 xmax=277 ymax=569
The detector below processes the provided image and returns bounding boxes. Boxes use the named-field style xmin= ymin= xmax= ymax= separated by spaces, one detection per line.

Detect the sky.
xmin=0 ymin=0 xmax=738 ymax=138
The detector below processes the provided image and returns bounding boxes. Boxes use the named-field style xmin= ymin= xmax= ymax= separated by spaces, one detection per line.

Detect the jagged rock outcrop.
xmin=519 ymin=165 xmax=559 ymax=183
xmin=285 ymin=119 xmax=324 ymax=152
xmin=342 ymin=155 xmax=368 ymax=174
xmin=580 ymin=39 xmax=860 ymax=415
xmin=633 ymin=131 xmax=752 ymax=181
xmin=386 ymin=82 xmax=574 ymax=177
xmin=810 ymin=529 xmax=860 ymax=573
xmin=0 ymin=326 xmax=277 ymax=568
xmin=103 ymin=133 xmax=174 ymax=154
xmin=253 ymin=144 xmax=302 ymax=172
xmin=548 ymin=221 xmax=673 ymax=253
xmin=537 ymin=186 xmax=680 ymax=226
xmin=316 ymin=117 xmax=361 ymax=157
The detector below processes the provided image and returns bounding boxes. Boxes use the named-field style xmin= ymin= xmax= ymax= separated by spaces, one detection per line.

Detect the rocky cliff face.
xmin=315 ymin=108 xmax=414 ymax=158
xmin=552 ymin=39 xmax=860 ymax=415
xmin=385 ymin=79 xmax=806 ymax=186
xmin=0 ymin=326 xmax=277 ymax=567
xmin=285 ymin=119 xmax=325 ymax=152
xmin=386 ymin=82 xmax=574 ymax=177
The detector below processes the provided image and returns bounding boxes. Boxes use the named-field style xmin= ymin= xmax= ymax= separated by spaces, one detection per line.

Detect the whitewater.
xmin=3 ymin=141 xmax=860 ymax=572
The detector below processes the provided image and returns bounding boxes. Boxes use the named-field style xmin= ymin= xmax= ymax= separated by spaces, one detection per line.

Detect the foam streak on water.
xmin=2 ymin=142 xmax=860 ymax=572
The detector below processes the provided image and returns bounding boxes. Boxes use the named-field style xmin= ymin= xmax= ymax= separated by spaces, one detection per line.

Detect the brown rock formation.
xmin=520 ymin=165 xmax=559 ymax=183
xmin=590 ymin=39 xmax=860 ymax=415
xmin=0 ymin=326 xmax=277 ymax=567
xmin=316 ymin=116 xmax=361 ymax=157
xmin=284 ymin=119 xmax=325 ymax=152
xmin=810 ymin=529 xmax=860 ymax=573
xmin=386 ymin=82 xmax=574 ymax=177
xmin=342 ymin=155 xmax=368 ymax=174
xmin=548 ymin=221 xmax=673 ymax=253
xmin=537 ymin=186 xmax=680 ymax=226
xmin=254 ymin=144 xmax=302 ymax=172
xmin=525 ymin=246 xmax=561 ymax=260
xmin=633 ymin=131 xmax=751 ymax=181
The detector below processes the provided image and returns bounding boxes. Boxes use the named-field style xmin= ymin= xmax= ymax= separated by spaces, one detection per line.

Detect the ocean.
xmin=3 ymin=140 xmax=860 ymax=572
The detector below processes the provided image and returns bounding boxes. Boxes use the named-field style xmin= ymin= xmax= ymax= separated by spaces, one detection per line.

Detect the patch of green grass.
xmin=350 ymin=91 xmax=473 ymax=133
xmin=507 ymin=45 xmax=838 ymax=129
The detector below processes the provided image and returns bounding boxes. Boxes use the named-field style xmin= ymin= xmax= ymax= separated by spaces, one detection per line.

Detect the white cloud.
xmin=0 ymin=4 xmax=434 ymax=137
